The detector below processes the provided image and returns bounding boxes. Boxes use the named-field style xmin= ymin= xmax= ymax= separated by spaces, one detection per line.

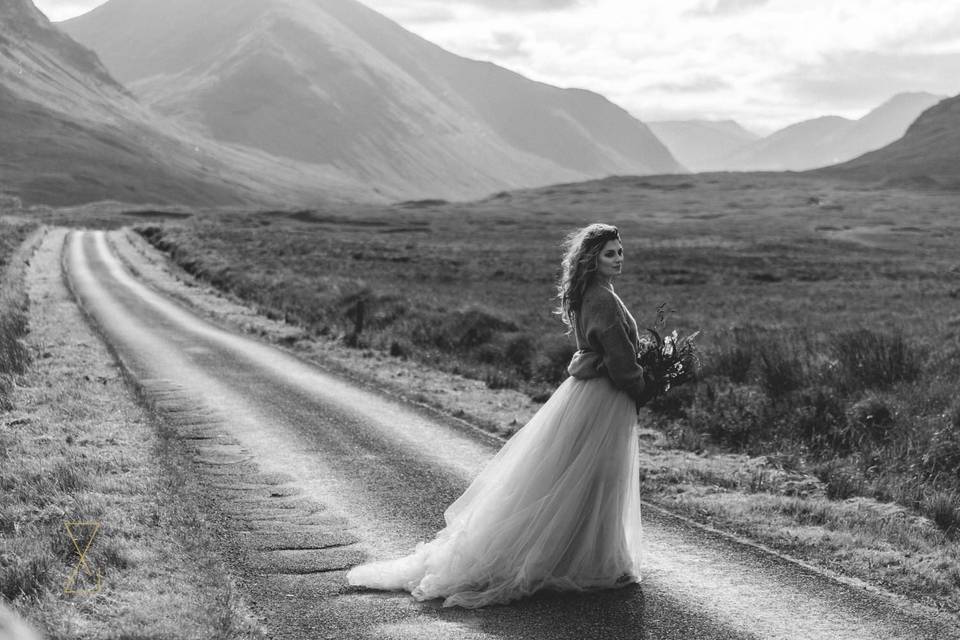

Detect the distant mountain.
xmin=722 ymin=116 xmax=852 ymax=171
xmin=820 ymin=93 xmax=960 ymax=188
xmin=62 ymin=0 xmax=684 ymax=201
xmin=721 ymin=92 xmax=944 ymax=172
xmin=0 ymin=0 xmax=373 ymax=206
xmin=646 ymin=120 xmax=759 ymax=172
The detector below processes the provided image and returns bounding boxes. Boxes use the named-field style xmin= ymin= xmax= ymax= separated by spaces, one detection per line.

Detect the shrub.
xmin=451 ymin=308 xmax=518 ymax=350
xmin=483 ymin=368 xmax=519 ymax=390
xmin=830 ymin=329 xmax=923 ymax=390
xmin=781 ymin=387 xmax=848 ymax=450
xmin=533 ymin=335 xmax=576 ymax=385
xmin=711 ymin=343 xmax=753 ymax=383
xmin=337 ymin=286 xmax=373 ymax=339
xmin=924 ymin=491 xmax=960 ymax=536
xmin=757 ymin=340 xmax=806 ymax=398
xmin=504 ymin=333 xmax=537 ymax=377
xmin=923 ymin=424 xmax=960 ymax=478
xmin=388 ymin=339 xmax=411 ymax=358
xmin=667 ymin=422 xmax=706 ymax=452
xmin=687 ymin=381 xmax=768 ymax=450
xmin=646 ymin=382 xmax=696 ymax=420
xmin=418 ymin=308 xmax=519 ymax=353
xmin=844 ymin=394 xmax=896 ymax=447
xmin=708 ymin=326 xmax=765 ymax=383
xmin=474 ymin=342 xmax=505 ymax=365
xmin=825 ymin=472 xmax=860 ymax=501
xmin=813 ymin=461 xmax=861 ymax=500
xmin=368 ymin=297 xmax=408 ymax=330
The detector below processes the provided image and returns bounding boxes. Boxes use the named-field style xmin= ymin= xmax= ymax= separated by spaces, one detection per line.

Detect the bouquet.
xmin=637 ymin=304 xmax=700 ymax=398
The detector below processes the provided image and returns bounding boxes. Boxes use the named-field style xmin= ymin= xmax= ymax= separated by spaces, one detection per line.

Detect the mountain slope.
xmin=721 ymin=93 xmax=944 ymax=172
xmin=646 ymin=120 xmax=759 ymax=172
xmin=62 ymin=0 xmax=684 ymax=201
xmin=833 ymin=92 xmax=944 ymax=161
xmin=0 ymin=0 xmax=374 ymax=207
xmin=722 ymin=115 xmax=854 ymax=171
xmin=819 ymin=93 xmax=960 ymax=188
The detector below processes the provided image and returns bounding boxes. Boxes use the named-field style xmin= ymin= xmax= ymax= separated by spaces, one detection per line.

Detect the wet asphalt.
xmin=60 ymin=229 xmax=959 ymax=640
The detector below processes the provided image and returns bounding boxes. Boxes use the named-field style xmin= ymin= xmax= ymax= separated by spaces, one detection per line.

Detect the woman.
xmin=346 ymin=223 xmax=650 ymax=608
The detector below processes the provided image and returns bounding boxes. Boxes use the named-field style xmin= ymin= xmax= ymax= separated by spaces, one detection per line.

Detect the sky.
xmin=33 ymin=0 xmax=960 ymax=134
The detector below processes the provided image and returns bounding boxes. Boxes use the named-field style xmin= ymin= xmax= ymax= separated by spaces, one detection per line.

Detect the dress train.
xmin=346 ymin=376 xmax=642 ymax=608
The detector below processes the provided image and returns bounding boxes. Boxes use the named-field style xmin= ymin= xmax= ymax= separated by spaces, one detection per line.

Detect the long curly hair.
xmin=556 ymin=223 xmax=621 ymax=331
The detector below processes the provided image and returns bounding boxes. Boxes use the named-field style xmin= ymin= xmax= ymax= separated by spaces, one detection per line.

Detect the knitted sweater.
xmin=566 ymin=282 xmax=649 ymax=403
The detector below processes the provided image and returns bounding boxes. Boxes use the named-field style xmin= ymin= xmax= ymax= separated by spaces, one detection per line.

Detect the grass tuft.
xmin=830 ymin=329 xmax=923 ymax=390
xmin=0 ymin=538 xmax=54 ymax=601
xmin=924 ymin=491 xmax=960 ymax=536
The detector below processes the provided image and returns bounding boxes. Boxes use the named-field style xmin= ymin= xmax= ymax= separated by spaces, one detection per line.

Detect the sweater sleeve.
xmin=582 ymin=292 xmax=648 ymax=402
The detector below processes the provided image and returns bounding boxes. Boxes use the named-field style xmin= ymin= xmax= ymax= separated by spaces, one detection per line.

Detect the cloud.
xmin=458 ymin=0 xmax=589 ymax=12
xmin=362 ymin=0 xmax=459 ymax=25
xmin=642 ymin=76 xmax=731 ymax=94
xmin=33 ymin=0 xmax=104 ymax=21
xmin=31 ymin=0 xmax=960 ymax=133
xmin=472 ymin=31 xmax=531 ymax=60
xmin=781 ymin=50 xmax=960 ymax=108
xmin=687 ymin=0 xmax=770 ymax=17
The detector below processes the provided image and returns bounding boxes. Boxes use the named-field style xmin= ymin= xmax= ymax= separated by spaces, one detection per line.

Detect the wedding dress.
xmin=346 ymin=374 xmax=642 ymax=608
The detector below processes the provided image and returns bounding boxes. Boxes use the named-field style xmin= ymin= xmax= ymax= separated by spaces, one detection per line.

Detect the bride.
xmin=346 ymin=223 xmax=651 ymax=608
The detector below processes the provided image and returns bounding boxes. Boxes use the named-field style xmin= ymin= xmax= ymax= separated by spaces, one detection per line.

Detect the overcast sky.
xmin=34 ymin=0 xmax=960 ymax=134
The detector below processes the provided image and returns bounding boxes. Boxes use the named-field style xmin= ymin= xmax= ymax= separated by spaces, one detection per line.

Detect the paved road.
xmin=63 ymin=229 xmax=958 ymax=640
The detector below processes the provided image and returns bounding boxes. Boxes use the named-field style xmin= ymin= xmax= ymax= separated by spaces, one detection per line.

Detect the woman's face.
xmin=596 ymin=239 xmax=623 ymax=279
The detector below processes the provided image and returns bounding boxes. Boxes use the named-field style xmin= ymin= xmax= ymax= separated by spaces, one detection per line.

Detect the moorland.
xmin=3 ymin=171 xmax=960 ymax=616
xmin=130 ymin=173 xmax=960 ymax=506
xmin=130 ymin=172 xmax=960 ymax=606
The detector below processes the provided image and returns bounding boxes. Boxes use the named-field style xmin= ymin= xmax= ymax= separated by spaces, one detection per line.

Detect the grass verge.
xmin=0 ymin=218 xmax=40 ymax=410
xmin=1 ymin=228 xmax=264 ymax=638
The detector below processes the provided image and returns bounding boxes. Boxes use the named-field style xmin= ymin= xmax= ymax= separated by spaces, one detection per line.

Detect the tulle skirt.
xmin=346 ymin=376 xmax=642 ymax=608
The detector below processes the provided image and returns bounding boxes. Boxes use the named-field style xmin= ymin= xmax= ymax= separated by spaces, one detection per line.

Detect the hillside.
xmin=722 ymin=115 xmax=853 ymax=171
xmin=62 ymin=0 xmax=684 ymax=201
xmin=821 ymin=93 xmax=960 ymax=188
xmin=646 ymin=120 xmax=759 ymax=172
xmin=0 ymin=0 xmax=375 ymax=207
xmin=722 ymin=92 xmax=943 ymax=172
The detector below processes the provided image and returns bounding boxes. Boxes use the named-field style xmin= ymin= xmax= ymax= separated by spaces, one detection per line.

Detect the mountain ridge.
xmin=718 ymin=92 xmax=944 ymax=172
xmin=62 ymin=0 xmax=685 ymax=201
xmin=818 ymin=93 xmax=960 ymax=188
xmin=646 ymin=119 xmax=759 ymax=172
xmin=0 ymin=0 xmax=377 ymax=207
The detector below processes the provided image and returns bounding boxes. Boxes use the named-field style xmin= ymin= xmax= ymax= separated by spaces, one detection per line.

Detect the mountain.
xmin=61 ymin=0 xmax=684 ymax=201
xmin=819 ymin=93 xmax=960 ymax=188
xmin=646 ymin=120 xmax=759 ymax=172
xmin=0 ymin=0 xmax=374 ymax=207
xmin=721 ymin=116 xmax=851 ymax=171
xmin=720 ymin=92 xmax=944 ymax=172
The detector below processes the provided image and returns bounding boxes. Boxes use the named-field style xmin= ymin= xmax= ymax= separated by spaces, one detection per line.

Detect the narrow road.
xmin=63 ymin=229 xmax=957 ymax=640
